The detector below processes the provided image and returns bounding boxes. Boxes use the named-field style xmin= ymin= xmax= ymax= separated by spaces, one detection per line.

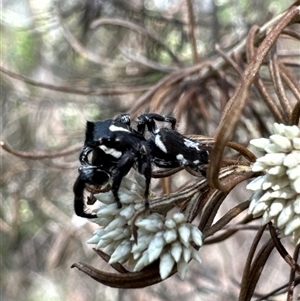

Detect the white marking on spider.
xmin=155 ymin=135 xmax=167 ymax=153
xmin=109 ymin=125 xmax=131 ymax=132
xmin=176 ymin=154 xmax=188 ymax=165
xmin=99 ymin=145 xmax=122 ymax=158
xmin=193 ymin=160 xmax=200 ymax=164
xmin=184 ymin=138 xmax=200 ymax=150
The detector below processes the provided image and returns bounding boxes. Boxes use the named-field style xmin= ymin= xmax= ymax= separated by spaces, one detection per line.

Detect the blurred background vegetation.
xmin=1 ymin=0 xmax=298 ymax=300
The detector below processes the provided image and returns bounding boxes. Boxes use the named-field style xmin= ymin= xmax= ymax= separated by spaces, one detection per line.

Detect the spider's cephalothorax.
xmin=73 ymin=113 xmax=211 ymax=218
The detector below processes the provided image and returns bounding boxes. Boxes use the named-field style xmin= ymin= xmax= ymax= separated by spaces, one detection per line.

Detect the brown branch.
xmin=186 ymin=0 xmax=199 ymax=63
xmin=1 ymin=140 xmax=81 ymax=159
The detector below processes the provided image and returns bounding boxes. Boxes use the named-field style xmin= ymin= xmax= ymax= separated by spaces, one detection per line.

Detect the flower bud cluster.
xmin=247 ymin=123 xmax=300 ymax=245
xmin=87 ymin=173 xmax=203 ymax=279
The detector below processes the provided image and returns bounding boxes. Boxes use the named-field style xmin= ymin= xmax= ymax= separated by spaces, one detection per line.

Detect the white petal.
xmin=268 ymin=199 xmax=286 ymax=217
xmin=292 ymin=138 xmax=300 ymax=150
xmin=105 ymin=216 xmax=127 ymax=231
xmin=191 ymin=248 xmax=202 ymax=264
xmin=163 ymin=229 xmax=177 ymax=243
xmin=86 ymin=235 xmax=100 ymax=244
xmin=267 ymin=165 xmax=286 ymax=176
xmin=264 ymin=143 xmax=282 ymax=154
xmin=293 ymin=196 xmax=300 ymax=214
xmin=248 ymin=190 xmax=264 ymax=214
xmin=178 ymin=224 xmax=191 ymax=247
xmin=113 ymin=228 xmax=130 ymax=241
xmin=252 ymin=199 xmax=272 ymax=217
xmin=291 ymin=177 xmax=300 ymax=193
xmin=183 ymin=247 xmax=192 ymax=262
xmin=286 ymin=165 xmax=300 ymax=180
xmin=148 ymin=232 xmax=166 ymax=263
xmin=271 ymin=176 xmax=290 ymax=191
xmin=252 ymin=161 xmax=268 ymax=172
xmin=119 ymin=204 xmax=136 ymax=219
xmin=256 ymin=153 xmax=286 ymax=166
xmin=250 ymin=138 xmax=270 ymax=150
xmin=283 ymin=151 xmax=300 ymax=168
xmin=284 ymin=126 xmax=300 ymax=139
xmin=109 ymin=240 xmax=132 ymax=264
xmin=96 ymin=203 xmax=120 ymax=216
xmin=165 ymin=218 xmax=177 ymax=229
xmin=277 ymin=202 xmax=294 ymax=228
xmin=100 ymin=228 xmax=124 ymax=240
xmin=94 ymin=191 xmax=114 ymax=204
xmin=190 ymin=226 xmax=203 ymax=246
xmin=270 ymin=187 xmax=297 ymax=199
xmin=134 ymin=250 xmax=150 ymax=272
xmin=262 ymin=209 xmax=273 ymax=225
xmin=261 ymin=174 xmax=277 ymax=190
xmin=270 ymin=135 xmax=292 ymax=152
xmin=284 ymin=216 xmax=300 ymax=236
xmin=170 ymin=241 xmax=182 ymax=262
xmin=131 ymin=233 xmax=153 ymax=254
xmin=177 ymin=258 xmax=189 ymax=280
xmin=246 ymin=176 xmax=265 ymax=191
xmin=159 ymin=252 xmax=175 ymax=279
xmin=172 ymin=212 xmax=186 ymax=224
xmin=273 ymin=123 xmax=285 ymax=135
xmin=135 ymin=219 xmax=164 ymax=232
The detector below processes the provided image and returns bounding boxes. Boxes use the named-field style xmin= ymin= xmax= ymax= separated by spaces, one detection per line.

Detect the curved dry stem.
xmin=91 ymin=18 xmax=182 ymax=66
xmin=240 ymin=237 xmax=275 ymax=301
xmin=71 ymin=261 xmax=176 ymax=288
xmin=269 ymin=224 xmax=300 ymax=274
xmin=1 ymin=141 xmax=81 ymax=159
xmin=207 ymin=5 xmax=300 ymax=191
xmin=203 ymin=200 xmax=250 ymax=239
xmin=289 ymin=101 xmax=300 ymax=125
xmin=238 ymin=224 xmax=268 ymax=301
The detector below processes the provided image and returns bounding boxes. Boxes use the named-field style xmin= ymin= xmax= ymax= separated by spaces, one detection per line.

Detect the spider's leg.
xmin=136 ymin=113 xmax=177 ymax=134
xmin=73 ymin=176 xmax=98 ymax=218
xmin=136 ymin=143 xmax=152 ymax=208
xmin=111 ymin=150 xmax=136 ymax=208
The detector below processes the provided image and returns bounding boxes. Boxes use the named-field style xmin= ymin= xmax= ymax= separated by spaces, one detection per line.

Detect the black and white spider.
xmin=73 ymin=113 xmax=211 ymax=218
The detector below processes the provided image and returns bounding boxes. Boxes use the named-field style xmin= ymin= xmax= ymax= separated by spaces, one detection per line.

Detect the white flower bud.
xmin=172 ymin=212 xmax=186 ymax=224
xmin=163 ymin=228 xmax=177 ymax=243
xmin=256 ymin=153 xmax=286 ymax=166
xmin=159 ymin=252 xmax=175 ymax=279
xmin=183 ymin=246 xmax=192 ymax=262
xmin=277 ymin=202 xmax=294 ymax=228
xmin=270 ymin=135 xmax=292 ymax=152
xmin=190 ymin=226 xmax=203 ymax=246
xmin=170 ymin=241 xmax=182 ymax=262
xmin=178 ymin=224 xmax=191 ymax=247
xmin=250 ymin=138 xmax=270 ymax=150
xmin=133 ymin=250 xmax=150 ymax=272
xmin=177 ymin=258 xmax=189 ymax=280
xmin=284 ymin=216 xmax=300 ymax=236
xmin=109 ymin=240 xmax=132 ymax=264
xmin=283 ymin=151 xmax=300 ymax=168
xmin=148 ymin=232 xmax=166 ymax=263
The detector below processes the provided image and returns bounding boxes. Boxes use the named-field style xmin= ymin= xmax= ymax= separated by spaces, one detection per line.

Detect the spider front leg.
xmin=111 ymin=150 xmax=136 ymax=208
xmin=136 ymin=113 xmax=177 ymax=135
